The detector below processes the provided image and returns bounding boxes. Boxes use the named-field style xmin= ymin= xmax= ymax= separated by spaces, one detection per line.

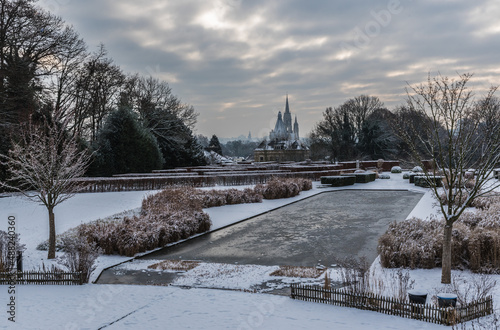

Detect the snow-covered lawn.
xmin=1 ymin=173 xmax=498 ymax=329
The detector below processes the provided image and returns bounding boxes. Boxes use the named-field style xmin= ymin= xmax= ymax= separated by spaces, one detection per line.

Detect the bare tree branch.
xmin=0 ymin=109 xmax=91 ymax=259
xmin=395 ymin=72 xmax=500 ymax=283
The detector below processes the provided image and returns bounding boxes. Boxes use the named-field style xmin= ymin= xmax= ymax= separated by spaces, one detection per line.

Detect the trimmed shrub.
xmin=379 ymin=174 xmax=390 ymax=179
xmin=403 ymin=172 xmax=412 ymax=180
xmin=391 ymin=166 xmax=402 ymax=173
xmin=191 ymin=188 xmax=262 ymax=208
xmin=254 ymin=177 xmax=310 ymax=199
xmin=76 ymin=187 xmax=212 ymax=256
xmin=412 ymin=166 xmax=423 ymax=172
xmin=320 ymin=175 xmax=356 ymax=187
xmin=414 ymin=175 xmax=443 ymax=188
xmin=343 ymin=172 xmax=376 ymax=183
xmin=438 ymin=191 xmax=470 ymax=208
xmin=409 ymin=173 xmax=423 ymax=183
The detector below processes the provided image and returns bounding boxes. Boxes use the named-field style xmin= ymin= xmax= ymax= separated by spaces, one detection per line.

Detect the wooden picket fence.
xmin=290 ymin=284 xmax=493 ymax=326
xmin=0 ymin=271 xmax=83 ymax=285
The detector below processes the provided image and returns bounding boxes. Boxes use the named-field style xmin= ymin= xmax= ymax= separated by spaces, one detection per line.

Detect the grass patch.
xmin=148 ymin=260 xmax=200 ymax=271
xmin=270 ymin=265 xmax=325 ymax=278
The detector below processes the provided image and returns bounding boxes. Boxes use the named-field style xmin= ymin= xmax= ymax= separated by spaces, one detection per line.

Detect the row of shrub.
xmin=78 ymin=187 xmax=213 ymax=256
xmin=254 ymin=177 xmax=312 ymax=199
xmin=378 ymin=196 xmax=500 ymax=273
xmin=43 ymin=177 xmax=312 ymax=257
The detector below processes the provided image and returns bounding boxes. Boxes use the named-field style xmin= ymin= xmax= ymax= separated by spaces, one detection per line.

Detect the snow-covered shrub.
xmin=354 ymin=169 xmax=365 ymax=174
xmin=0 ymin=230 xmax=25 ymax=272
xmin=468 ymin=230 xmax=499 ymax=273
xmin=412 ymin=166 xmax=423 ymax=172
xmin=195 ymin=188 xmax=262 ymax=208
xmin=464 ymin=171 xmax=475 ymax=179
xmin=76 ymin=187 xmax=212 ymax=256
xmin=36 ymin=227 xmax=79 ymax=251
xmin=57 ymin=232 xmax=101 ymax=283
xmin=471 ymin=195 xmax=500 ymax=210
xmin=391 ymin=166 xmax=402 ymax=173
xmin=439 ymin=191 xmax=471 ymax=208
xmin=378 ymin=217 xmax=444 ymax=269
xmin=380 ymin=200 xmax=500 ymax=273
xmin=293 ymin=178 xmax=313 ymax=191
xmin=402 ymin=172 xmax=412 ymax=180
xmin=379 ymin=174 xmax=390 ymax=179
xmin=254 ymin=177 xmax=312 ymax=199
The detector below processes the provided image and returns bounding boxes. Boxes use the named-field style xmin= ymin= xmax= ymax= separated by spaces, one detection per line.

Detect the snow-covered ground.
xmin=1 ymin=173 xmax=498 ymax=329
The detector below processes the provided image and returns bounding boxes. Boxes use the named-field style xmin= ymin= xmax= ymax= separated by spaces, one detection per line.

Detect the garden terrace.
xmin=73 ymin=161 xmax=396 ymax=193
xmin=278 ymin=164 xmax=344 ymax=172
xmin=113 ymin=172 xmax=199 ymax=178
xmin=341 ymin=160 xmax=400 ymax=171
xmin=74 ymin=170 xmax=343 ymax=193
xmin=152 ymin=169 xmax=189 ymax=173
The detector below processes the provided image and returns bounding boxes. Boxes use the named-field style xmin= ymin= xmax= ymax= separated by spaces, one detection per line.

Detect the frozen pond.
xmin=142 ymin=190 xmax=424 ymax=267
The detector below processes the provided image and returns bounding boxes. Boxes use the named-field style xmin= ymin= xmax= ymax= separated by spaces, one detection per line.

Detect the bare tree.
xmin=397 ymin=73 xmax=500 ymax=283
xmin=71 ymin=44 xmax=125 ymax=141
xmin=0 ymin=0 xmax=85 ymax=124
xmin=342 ymin=94 xmax=383 ymax=141
xmin=309 ymin=106 xmax=356 ymax=162
xmin=0 ymin=110 xmax=91 ymax=259
xmin=131 ymin=75 xmax=198 ymax=129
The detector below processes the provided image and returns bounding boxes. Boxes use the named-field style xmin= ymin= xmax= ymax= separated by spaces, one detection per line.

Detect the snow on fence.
xmin=290 ymin=284 xmax=493 ymax=326
xmin=73 ymin=170 xmax=347 ymax=193
xmin=0 ymin=271 xmax=83 ymax=285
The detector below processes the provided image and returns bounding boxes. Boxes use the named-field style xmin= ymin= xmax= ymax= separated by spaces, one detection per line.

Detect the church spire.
xmin=285 ymin=93 xmax=290 ymax=115
xmin=283 ymin=94 xmax=292 ymax=136
xmin=294 ymin=115 xmax=299 ymax=140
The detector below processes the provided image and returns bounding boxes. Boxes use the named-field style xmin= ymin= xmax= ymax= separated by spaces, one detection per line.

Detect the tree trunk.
xmin=48 ymin=206 xmax=56 ymax=259
xmin=441 ymin=223 xmax=453 ymax=284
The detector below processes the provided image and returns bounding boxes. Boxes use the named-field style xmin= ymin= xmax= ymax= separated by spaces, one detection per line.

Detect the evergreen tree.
xmin=89 ymin=106 xmax=164 ymax=176
xmin=207 ymin=134 xmax=223 ymax=155
xmin=358 ymin=108 xmax=398 ymax=159
xmin=135 ymin=106 xmax=205 ymax=168
xmin=158 ymin=115 xmax=206 ymax=168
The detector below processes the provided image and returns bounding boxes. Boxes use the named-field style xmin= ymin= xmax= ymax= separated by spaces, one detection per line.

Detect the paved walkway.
xmin=97 ymin=190 xmax=423 ymax=285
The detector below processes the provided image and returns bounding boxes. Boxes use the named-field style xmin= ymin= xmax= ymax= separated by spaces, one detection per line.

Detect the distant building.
xmin=254 ymin=95 xmax=309 ymax=162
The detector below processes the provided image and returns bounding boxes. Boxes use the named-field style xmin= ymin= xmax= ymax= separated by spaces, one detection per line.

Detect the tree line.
xmin=308 ymin=93 xmax=500 ymax=164
xmin=0 ymin=0 xmax=205 ymax=182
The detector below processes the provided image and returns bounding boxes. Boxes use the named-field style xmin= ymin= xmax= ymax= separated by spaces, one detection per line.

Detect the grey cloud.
xmin=43 ymin=0 xmax=500 ymax=138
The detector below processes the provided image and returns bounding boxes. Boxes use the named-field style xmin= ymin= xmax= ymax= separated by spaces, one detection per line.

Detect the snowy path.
xmin=8 ymin=285 xmax=446 ymax=330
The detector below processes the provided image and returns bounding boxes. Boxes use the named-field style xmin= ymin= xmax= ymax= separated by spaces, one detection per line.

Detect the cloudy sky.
xmin=40 ymin=0 xmax=500 ymax=139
